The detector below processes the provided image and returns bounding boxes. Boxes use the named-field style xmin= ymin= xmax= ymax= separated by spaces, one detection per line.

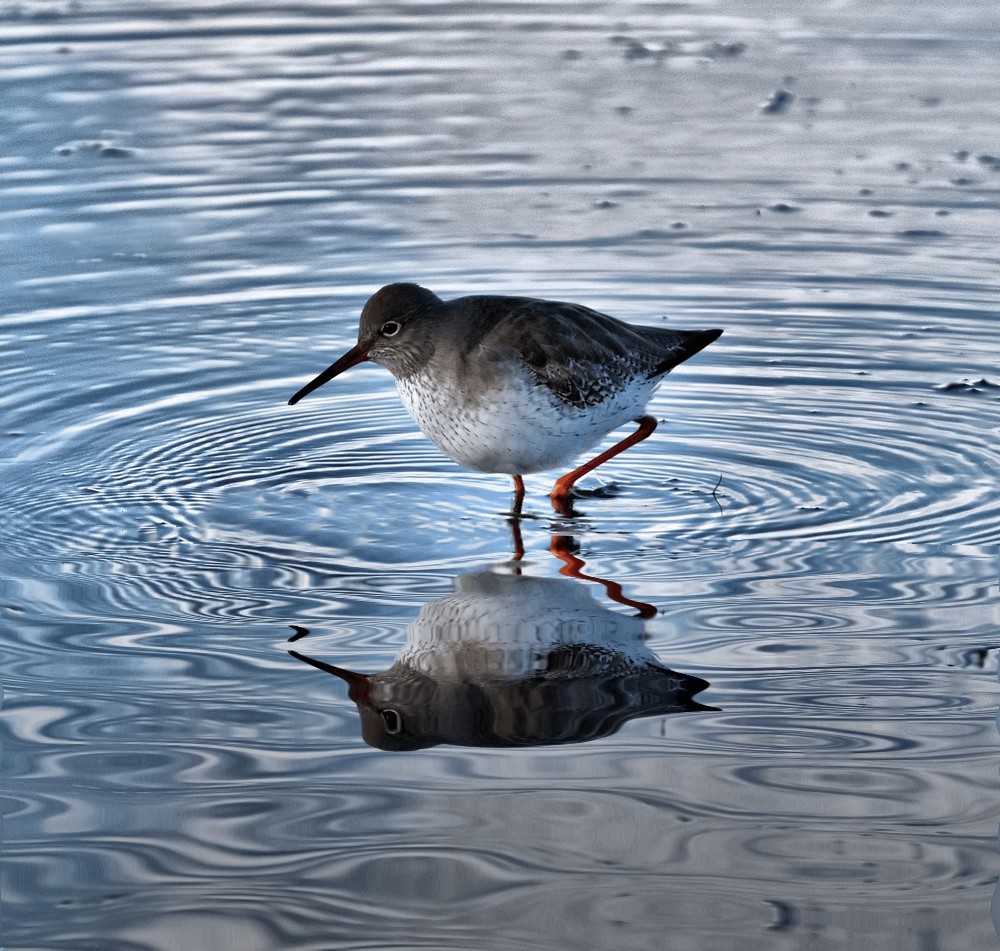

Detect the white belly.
xmin=395 ymin=369 xmax=656 ymax=474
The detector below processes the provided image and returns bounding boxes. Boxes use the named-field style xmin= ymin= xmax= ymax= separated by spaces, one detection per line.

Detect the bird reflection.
xmin=290 ymin=553 xmax=714 ymax=751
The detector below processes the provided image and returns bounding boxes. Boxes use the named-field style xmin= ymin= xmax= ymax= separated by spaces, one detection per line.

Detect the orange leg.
xmin=509 ymin=475 xmax=526 ymax=561
xmin=550 ymin=415 xmax=658 ymax=513
xmin=512 ymin=474 xmax=525 ymax=512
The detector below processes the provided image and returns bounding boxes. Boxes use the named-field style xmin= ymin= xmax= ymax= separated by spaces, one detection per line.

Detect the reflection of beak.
xmin=288 ymin=342 xmax=370 ymax=405
xmin=288 ymin=650 xmax=371 ymax=703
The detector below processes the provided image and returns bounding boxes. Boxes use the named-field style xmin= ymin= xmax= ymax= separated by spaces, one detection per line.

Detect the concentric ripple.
xmin=2 ymin=3 xmax=999 ymax=951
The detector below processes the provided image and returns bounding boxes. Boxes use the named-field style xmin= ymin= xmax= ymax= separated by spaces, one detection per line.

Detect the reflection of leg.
xmin=509 ymin=516 xmax=525 ymax=563
xmin=550 ymin=415 xmax=657 ymax=513
xmin=549 ymin=534 xmax=657 ymax=619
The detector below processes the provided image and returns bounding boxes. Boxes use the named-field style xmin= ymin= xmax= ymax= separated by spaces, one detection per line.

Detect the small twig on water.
xmin=710 ymin=473 xmax=724 ymax=512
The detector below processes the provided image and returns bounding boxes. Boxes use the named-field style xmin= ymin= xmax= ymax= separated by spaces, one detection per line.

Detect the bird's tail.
xmin=648 ymin=328 xmax=723 ymax=378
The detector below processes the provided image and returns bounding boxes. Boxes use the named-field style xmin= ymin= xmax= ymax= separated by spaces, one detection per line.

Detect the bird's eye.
xmin=381 ymin=709 xmax=403 ymax=734
xmin=380 ymin=320 xmax=401 ymax=337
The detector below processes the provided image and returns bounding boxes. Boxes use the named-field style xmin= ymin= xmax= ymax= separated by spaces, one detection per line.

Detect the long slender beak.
xmin=288 ymin=342 xmax=370 ymax=405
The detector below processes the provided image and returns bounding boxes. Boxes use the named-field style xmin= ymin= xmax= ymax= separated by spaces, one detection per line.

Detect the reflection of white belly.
xmin=396 ymin=572 xmax=654 ymax=680
xmin=396 ymin=370 xmax=656 ymax=474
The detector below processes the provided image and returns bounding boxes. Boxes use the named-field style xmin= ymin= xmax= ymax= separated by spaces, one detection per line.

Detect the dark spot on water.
xmin=637 ymin=228 xmax=681 ymax=239
xmin=610 ymin=35 xmax=671 ymax=63
xmin=934 ymin=378 xmax=997 ymax=394
xmin=912 ymin=401 xmax=928 ymax=407
xmin=561 ymin=48 xmax=582 ymax=60
xmin=5 ymin=604 xmax=25 ymax=612
xmin=670 ymin=221 xmax=687 ymax=229
xmin=917 ymin=96 xmax=942 ymax=107
xmin=766 ymin=900 xmax=798 ymax=932
xmin=287 ymin=625 xmax=310 ymax=642
xmin=768 ymin=202 xmax=801 ymax=213
xmin=897 ymin=229 xmax=945 ymax=240
xmin=705 ymin=40 xmax=746 ymax=58
xmin=57 ymin=45 xmax=72 ymax=54
xmin=858 ymin=187 xmax=874 ymax=196
xmin=761 ymin=89 xmax=794 ymax=114
xmin=934 ymin=209 xmax=951 ymax=216
xmin=950 ymin=176 xmax=975 ymax=186
xmin=615 ymin=105 xmax=633 ymax=116
xmin=6 ymin=430 xmax=25 ymax=437
xmin=594 ymin=200 xmax=618 ymax=209
xmin=54 ymin=140 xmax=137 ymax=159
xmin=961 ymin=646 xmax=995 ymax=668
xmin=953 ymin=149 xmax=970 ymax=161
xmin=936 ymin=645 xmax=996 ymax=668
xmin=976 ymin=153 xmax=1000 ymax=169
xmin=894 ymin=161 xmax=912 ymax=171
xmin=868 ymin=209 xmax=893 ymax=217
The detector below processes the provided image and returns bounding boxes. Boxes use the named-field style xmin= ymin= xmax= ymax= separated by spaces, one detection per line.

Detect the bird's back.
xmin=446 ymin=294 xmax=722 ymax=408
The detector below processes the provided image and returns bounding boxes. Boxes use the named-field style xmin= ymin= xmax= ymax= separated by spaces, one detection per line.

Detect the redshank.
xmin=288 ymin=283 xmax=722 ymax=512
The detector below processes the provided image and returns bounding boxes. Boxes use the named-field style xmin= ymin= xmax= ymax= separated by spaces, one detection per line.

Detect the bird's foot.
xmin=549 ymin=483 xmax=579 ymax=517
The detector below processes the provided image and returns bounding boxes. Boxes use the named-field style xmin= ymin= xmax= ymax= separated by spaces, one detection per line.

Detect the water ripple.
xmin=3 ymin=3 xmax=999 ymax=950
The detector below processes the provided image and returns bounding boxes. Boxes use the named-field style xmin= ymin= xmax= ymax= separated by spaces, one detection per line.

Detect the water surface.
xmin=1 ymin=2 xmax=998 ymax=949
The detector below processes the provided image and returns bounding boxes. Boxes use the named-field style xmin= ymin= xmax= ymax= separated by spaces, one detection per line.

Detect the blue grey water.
xmin=1 ymin=1 xmax=998 ymax=949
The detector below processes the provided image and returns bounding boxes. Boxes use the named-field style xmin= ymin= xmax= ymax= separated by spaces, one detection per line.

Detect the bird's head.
xmin=288 ymin=283 xmax=442 ymax=405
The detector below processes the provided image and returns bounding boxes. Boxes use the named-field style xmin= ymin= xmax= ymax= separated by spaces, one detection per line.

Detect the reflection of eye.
xmin=381 ymin=709 xmax=403 ymax=734
xmin=380 ymin=320 xmax=401 ymax=337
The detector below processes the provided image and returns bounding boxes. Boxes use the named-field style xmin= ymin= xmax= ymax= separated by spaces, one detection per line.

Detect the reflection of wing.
xmin=466 ymin=296 xmax=721 ymax=408
xmin=352 ymin=649 xmax=715 ymax=752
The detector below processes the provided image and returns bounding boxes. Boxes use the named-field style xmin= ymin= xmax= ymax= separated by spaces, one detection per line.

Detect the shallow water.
xmin=2 ymin=2 xmax=999 ymax=949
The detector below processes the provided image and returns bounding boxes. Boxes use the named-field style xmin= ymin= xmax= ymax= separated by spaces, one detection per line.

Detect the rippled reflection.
xmin=4 ymin=0 xmax=1000 ymax=948
xmin=292 ymin=564 xmax=713 ymax=750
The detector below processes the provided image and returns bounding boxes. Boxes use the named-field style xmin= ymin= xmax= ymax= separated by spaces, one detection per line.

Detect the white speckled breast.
xmin=395 ymin=365 xmax=657 ymax=474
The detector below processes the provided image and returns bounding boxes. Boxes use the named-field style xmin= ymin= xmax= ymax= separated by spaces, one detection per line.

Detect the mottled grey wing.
xmin=480 ymin=299 xmax=721 ymax=408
